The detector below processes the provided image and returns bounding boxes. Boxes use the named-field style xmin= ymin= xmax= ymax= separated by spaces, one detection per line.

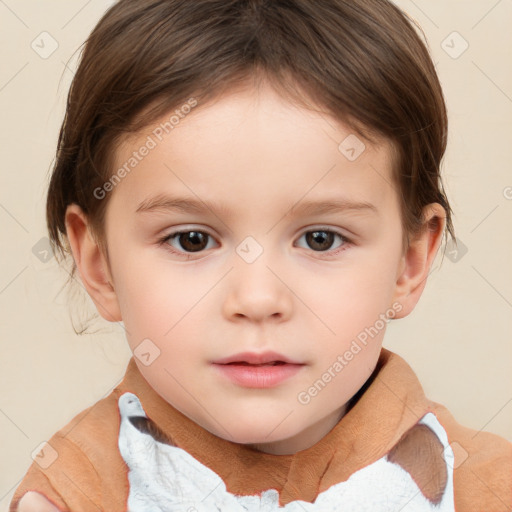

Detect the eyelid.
xmin=160 ymin=225 xmax=217 ymax=239
xmin=297 ymin=225 xmax=352 ymax=241
xmin=160 ymin=226 xmax=219 ymax=245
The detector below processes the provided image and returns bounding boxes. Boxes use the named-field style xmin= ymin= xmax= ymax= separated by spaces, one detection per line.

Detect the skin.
xmin=17 ymin=492 xmax=60 ymax=512
xmin=62 ymin=81 xmax=446 ymax=457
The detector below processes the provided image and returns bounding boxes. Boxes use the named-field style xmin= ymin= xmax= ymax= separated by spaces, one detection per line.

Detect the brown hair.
xmin=47 ymin=0 xmax=455 ymax=272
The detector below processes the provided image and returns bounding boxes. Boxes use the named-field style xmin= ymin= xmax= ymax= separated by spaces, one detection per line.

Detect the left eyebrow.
xmin=287 ymin=198 xmax=378 ymax=217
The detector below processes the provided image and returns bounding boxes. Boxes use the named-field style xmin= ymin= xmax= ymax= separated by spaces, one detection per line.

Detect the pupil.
xmin=180 ymin=232 xmax=206 ymax=252
xmin=308 ymin=231 xmax=333 ymax=251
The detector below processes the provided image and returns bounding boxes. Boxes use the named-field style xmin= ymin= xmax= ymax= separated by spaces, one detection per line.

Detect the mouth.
xmin=212 ymin=351 xmax=303 ymax=366
xmin=223 ymin=361 xmax=288 ymax=366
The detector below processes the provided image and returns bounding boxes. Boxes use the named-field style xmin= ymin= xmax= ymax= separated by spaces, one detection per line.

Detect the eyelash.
xmin=157 ymin=227 xmax=352 ymax=260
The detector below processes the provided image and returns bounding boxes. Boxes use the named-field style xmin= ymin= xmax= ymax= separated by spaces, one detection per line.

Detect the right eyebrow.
xmin=135 ymin=194 xmax=231 ymax=217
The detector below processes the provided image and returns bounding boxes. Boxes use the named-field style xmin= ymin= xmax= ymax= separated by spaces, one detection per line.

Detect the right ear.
xmin=64 ymin=204 xmax=122 ymax=323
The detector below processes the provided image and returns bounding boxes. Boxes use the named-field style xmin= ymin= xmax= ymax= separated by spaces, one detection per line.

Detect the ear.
xmin=391 ymin=203 xmax=446 ymax=319
xmin=64 ymin=204 xmax=122 ymax=322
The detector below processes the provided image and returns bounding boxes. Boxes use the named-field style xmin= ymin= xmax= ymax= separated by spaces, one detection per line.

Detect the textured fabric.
xmin=10 ymin=349 xmax=512 ymax=511
xmin=119 ymin=392 xmax=456 ymax=510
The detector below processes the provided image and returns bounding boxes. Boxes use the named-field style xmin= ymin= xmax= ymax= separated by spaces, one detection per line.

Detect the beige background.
xmin=1 ymin=0 xmax=511 ymax=508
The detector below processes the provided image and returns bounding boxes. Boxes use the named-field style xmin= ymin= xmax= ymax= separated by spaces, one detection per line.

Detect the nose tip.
xmin=222 ymin=258 xmax=293 ymax=323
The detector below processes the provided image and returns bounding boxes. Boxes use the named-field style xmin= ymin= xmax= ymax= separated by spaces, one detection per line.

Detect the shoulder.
xmin=384 ymin=406 xmax=512 ymax=511
xmin=10 ymin=387 xmax=129 ymax=512
xmin=41 ymin=387 xmax=125 ymax=469
xmin=429 ymin=401 xmax=512 ymax=511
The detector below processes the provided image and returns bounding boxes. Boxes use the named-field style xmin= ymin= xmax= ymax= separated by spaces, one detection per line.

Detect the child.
xmin=11 ymin=0 xmax=512 ymax=510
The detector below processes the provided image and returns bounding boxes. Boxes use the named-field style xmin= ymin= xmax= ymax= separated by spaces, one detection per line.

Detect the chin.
xmin=226 ymin=428 xmax=282 ymax=445
xmin=222 ymin=423 xmax=300 ymax=449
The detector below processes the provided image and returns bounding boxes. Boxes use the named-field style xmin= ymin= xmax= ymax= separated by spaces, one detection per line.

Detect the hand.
xmin=17 ymin=491 xmax=61 ymax=512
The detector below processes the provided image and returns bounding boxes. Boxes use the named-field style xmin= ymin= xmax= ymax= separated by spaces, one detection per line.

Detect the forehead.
xmin=110 ymin=84 xmax=397 ymax=216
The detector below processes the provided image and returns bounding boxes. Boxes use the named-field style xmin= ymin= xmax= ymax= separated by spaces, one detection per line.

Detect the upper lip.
xmin=212 ymin=351 xmax=304 ymax=365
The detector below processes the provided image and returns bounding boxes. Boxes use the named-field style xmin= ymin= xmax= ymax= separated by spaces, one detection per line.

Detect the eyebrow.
xmin=135 ymin=194 xmax=231 ymax=216
xmin=135 ymin=194 xmax=378 ymax=217
xmin=288 ymin=198 xmax=378 ymax=217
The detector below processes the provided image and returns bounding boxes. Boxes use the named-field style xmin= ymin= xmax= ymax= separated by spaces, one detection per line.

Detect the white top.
xmin=118 ymin=392 xmax=455 ymax=512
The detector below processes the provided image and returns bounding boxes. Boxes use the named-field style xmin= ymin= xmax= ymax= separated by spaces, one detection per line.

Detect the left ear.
xmin=392 ymin=203 xmax=447 ymax=319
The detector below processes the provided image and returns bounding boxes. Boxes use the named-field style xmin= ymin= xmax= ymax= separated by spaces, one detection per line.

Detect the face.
xmin=102 ymin=82 xmax=407 ymax=455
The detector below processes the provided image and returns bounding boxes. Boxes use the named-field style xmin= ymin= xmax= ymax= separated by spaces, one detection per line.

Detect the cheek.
xmin=299 ymin=259 xmax=398 ymax=326
xmin=114 ymin=255 xmax=214 ymax=354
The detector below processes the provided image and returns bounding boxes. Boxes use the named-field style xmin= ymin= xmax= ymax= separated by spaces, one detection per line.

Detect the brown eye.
xmin=295 ymin=229 xmax=349 ymax=255
xmin=305 ymin=231 xmax=335 ymax=251
xmin=177 ymin=231 xmax=208 ymax=252
xmin=165 ymin=231 xmax=214 ymax=253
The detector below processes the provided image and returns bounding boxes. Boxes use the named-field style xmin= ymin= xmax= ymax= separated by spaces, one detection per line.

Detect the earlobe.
xmin=64 ymin=204 xmax=122 ymax=323
xmin=392 ymin=204 xmax=447 ymax=318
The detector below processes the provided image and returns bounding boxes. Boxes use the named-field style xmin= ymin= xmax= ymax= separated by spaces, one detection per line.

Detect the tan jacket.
xmin=10 ymin=349 xmax=512 ymax=511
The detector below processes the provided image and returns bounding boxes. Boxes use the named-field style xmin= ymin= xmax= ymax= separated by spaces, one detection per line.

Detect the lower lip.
xmin=212 ymin=363 xmax=304 ymax=388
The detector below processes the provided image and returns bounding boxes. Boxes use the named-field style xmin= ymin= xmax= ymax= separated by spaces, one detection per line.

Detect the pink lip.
xmin=211 ymin=351 xmax=305 ymax=388
xmin=212 ymin=351 xmax=302 ymax=365
xmin=212 ymin=362 xmax=304 ymax=388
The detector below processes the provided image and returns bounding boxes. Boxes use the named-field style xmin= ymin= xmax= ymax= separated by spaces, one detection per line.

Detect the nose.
xmin=222 ymin=253 xmax=293 ymax=323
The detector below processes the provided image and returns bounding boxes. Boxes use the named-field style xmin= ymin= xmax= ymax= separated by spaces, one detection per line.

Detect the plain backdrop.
xmin=1 ymin=0 xmax=511 ymax=509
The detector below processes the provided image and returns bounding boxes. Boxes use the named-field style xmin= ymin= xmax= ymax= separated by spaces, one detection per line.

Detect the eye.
xmin=295 ymin=229 xmax=350 ymax=255
xmin=160 ymin=230 xmax=217 ymax=255
xmin=158 ymin=227 xmax=351 ymax=259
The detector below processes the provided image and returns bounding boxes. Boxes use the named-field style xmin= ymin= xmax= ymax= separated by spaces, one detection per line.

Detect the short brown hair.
xmin=47 ymin=0 xmax=455 ymax=270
